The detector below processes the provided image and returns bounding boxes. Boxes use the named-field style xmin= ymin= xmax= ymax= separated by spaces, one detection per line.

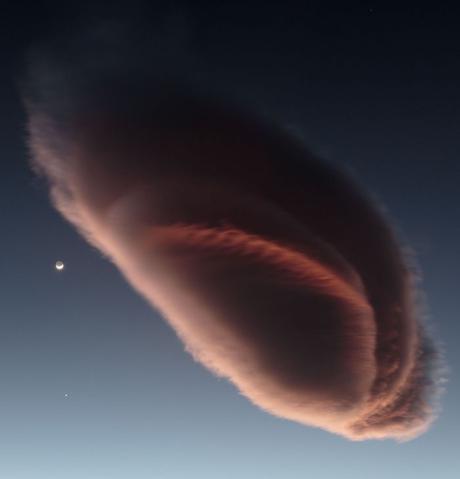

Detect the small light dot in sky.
xmin=64 ymin=393 xmax=69 ymax=398
xmin=55 ymin=260 xmax=65 ymax=271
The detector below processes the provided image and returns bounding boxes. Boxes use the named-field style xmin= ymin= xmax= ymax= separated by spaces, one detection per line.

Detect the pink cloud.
xmin=24 ymin=30 xmax=440 ymax=440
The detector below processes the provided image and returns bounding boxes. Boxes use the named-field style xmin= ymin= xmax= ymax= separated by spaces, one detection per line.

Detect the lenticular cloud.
xmin=24 ymin=30 xmax=440 ymax=440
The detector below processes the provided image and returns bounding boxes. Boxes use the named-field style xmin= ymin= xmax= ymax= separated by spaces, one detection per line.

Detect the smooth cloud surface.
xmin=24 ymin=27 xmax=440 ymax=440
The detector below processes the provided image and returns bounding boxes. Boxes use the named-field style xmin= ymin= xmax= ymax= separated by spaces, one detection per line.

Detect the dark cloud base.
xmin=24 ymin=26 xmax=440 ymax=440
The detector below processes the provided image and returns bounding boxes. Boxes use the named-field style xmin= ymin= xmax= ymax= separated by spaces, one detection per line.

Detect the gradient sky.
xmin=1 ymin=2 xmax=459 ymax=478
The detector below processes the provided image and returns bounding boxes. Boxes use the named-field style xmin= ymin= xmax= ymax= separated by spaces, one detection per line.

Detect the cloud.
xmin=23 ymin=23 xmax=441 ymax=440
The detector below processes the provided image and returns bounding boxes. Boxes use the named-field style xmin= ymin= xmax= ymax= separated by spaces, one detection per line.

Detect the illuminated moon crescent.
xmin=55 ymin=261 xmax=65 ymax=271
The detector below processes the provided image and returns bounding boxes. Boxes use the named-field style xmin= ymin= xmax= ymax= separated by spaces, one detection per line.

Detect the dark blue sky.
xmin=1 ymin=2 xmax=459 ymax=477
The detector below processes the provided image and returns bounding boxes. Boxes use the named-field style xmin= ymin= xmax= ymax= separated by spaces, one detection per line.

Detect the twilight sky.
xmin=1 ymin=2 xmax=459 ymax=478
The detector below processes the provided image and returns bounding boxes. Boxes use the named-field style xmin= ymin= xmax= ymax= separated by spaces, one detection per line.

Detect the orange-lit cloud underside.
xmin=148 ymin=224 xmax=372 ymax=315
